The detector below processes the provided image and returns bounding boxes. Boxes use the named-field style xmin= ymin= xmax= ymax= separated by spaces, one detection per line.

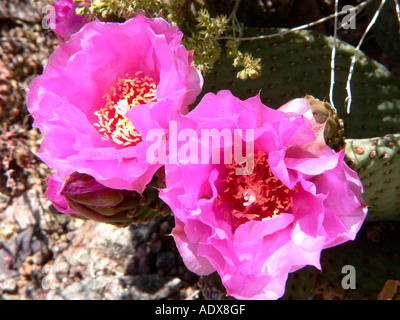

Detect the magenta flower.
xmin=159 ymin=91 xmax=367 ymax=300
xmin=27 ymin=14 xmax=203 ymax=193
xmin=51 ymin=0 xmax=89 ymax=42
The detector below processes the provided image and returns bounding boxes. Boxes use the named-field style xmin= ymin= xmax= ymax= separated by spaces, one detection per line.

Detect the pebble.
xmin=0 ymin=277 xmax=17 ymax=293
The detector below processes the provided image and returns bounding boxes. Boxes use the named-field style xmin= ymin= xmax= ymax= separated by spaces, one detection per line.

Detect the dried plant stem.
xmin=220 ymin=0 xmax=372 ymax=41
xmin=227 ymin=0 xmax=241 ymax=23
xmin=228 ymin=0 xmax=243 ymax=39
xmin=330 ymin=0 xmax=339 ymax=110
xmin=394 ymin=0 xmax=400 ymax=33
xmin=346 ymin=0 xmax=387 ymax=114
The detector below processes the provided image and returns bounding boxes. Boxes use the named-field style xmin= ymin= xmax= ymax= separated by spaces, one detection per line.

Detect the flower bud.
xmin=46 ymin=171 xmax=170 ymax=227
xmin=304 ymin=95 xmax=344 ymax=150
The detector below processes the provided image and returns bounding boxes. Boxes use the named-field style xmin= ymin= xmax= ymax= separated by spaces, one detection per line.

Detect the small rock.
xmin=0 ymin=249 xmax=18 ymax=280
xmin=121 ymin=274 xmax=182 ymax=300
xmin=0 ymin=193 xmax=11 ymax=212
xmin=57 ymin=278 xmax=107 ymax=300
xmin=130 ymin=222 xmax=153 ymax=246
xmin=2 ymin=189 xmax=54 ymax=231
xmin=0 ymin=277 xmax=17 ymax=293
xmin=0 ymin=0 xmax=49 ymax=22
xmin=3 ymin=227 xmax=48 ymax=269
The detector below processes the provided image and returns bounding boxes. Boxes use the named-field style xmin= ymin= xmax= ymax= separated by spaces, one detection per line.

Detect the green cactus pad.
xmin=345 ymin=134 xmax=400 ymax=221
xmin=281 ymin=266 xmax=319 ymax=300
xmin=196 ymin=28 xmax=400 ymax=139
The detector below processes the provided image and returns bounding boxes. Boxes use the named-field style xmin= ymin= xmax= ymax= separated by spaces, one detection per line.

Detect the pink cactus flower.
xmin=51 ymin=0 xmax=89 ymax=42
xmin=159 ymin=91 xmax=367 ymax=300
xmin=27 ymin=14 xmax=203 ymax=193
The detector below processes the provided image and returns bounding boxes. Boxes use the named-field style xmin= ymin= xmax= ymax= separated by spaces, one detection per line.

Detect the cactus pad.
xmin=196 ymin=28 xmax=400 ymax=221
xmin=197 ymin=28 xmax=400 ymax=139
xmin=345 ymin=134 xmax=400 ymax=221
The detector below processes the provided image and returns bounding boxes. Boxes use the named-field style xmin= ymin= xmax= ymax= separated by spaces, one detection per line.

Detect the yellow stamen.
xmin=93 ymin=72 xmax=157 ymax=147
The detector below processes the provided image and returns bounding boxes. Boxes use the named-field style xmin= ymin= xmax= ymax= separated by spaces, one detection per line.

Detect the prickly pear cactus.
xmin=281 ymin=266 xmax=319 ymax=300
xmin=345 ymin=134 xmax=400 ymax=221
xmin=75 ymin=186 xmax=170 ymax=227
xmin=197 ymin=28 xmax=400 ymax=221
xmin=196 ymin=29 xmax=400 ymax=299
xmin=199 ymin=220 xmax=400 ymax=300
xmin=275 ymin=221 xmax=400 ymax=300
xmin=198 ymin=28 xmax=400 ymax=139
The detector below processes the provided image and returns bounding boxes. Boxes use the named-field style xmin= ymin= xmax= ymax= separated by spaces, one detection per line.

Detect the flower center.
xmin=93 ymin=71 xmax=157 ymax=146
xmin=217 ymin=151 xmax=297 ymax=222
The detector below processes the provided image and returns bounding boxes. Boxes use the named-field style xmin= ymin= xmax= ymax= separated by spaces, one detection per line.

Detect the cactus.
xmin=68 ymin=185 xmax=169 ymax=227
xmin=189 ymin=27 xmax=400 ymax=300
xmin=303 ymin=95 xmax=345 ymax=151
xmin=195 ymin=27 xmax=400 ymax=221
xmin=281 ymin=266 xmax=319 ymax=300
xmin=277 ymin=221 xmax=400 ymax=300
xmin=345 ymin=134 xmax=400 ymax=221
xmin=197 ymin=221 xmax=400 ymax=300
xmin=196 ymin=27 xmax=400 ymax=139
